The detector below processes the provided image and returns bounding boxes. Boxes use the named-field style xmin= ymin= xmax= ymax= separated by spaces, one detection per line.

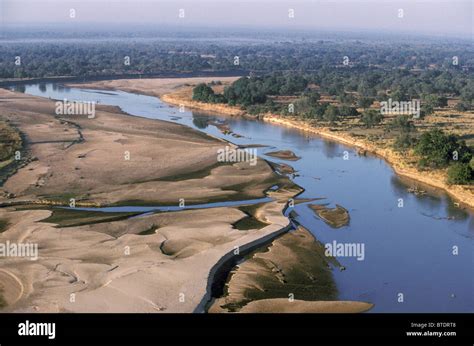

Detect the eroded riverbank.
xmin=159 ymin=83 xmax=474 ymax=210
xmin=0 ymin=85 xmax=370 ymax=313
xmin=0 ymin=88 xmax=298 ymax=312
xmin=8 ymin=80 xmax=473 ymax=312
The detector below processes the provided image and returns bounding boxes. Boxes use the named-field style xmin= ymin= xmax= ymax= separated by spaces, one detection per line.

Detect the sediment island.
xmin=0 ymin=79 xmax=372 ymax=313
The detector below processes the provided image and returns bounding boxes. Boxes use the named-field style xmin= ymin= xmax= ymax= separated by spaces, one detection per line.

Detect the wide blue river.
xmin=14 ymin=83 xmax=473 ymax=312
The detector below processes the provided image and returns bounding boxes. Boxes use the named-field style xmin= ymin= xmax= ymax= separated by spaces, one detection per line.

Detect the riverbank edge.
xmin=162 ymin=93 xmax=474 ymax=210
xmin=0 ymin=70 xmax=248 ymax=88
xmin=193 ymin=221 xmax=293 ymax=313
xmin=2 ymin=86 xmax=334 ymax=313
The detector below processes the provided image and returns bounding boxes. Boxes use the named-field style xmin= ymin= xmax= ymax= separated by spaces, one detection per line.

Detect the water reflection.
xmin=192 ymin=115 xmax=210 ymax=129
xmin=11 ymin=85 xmax=25 ymax=93
xmin=14 ymin=82 xmax=474 ymax=312
xmin=321 ymin=139 xmax=340 ymax=158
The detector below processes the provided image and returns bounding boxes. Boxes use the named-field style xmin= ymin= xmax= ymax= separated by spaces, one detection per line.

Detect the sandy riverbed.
xmin=71 ymin=77 xmax=474 ymax=209
xmin=55 ymin=77 xmax=374 ymax=312
xmin=0 ymin=86 xmax=295 ymax=312
xmin=0 ymin=82 xmax=373 ymax=313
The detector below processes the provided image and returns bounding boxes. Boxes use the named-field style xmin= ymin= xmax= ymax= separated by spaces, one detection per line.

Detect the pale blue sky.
xmin=2 ymin=0 xmax=472 ymax=37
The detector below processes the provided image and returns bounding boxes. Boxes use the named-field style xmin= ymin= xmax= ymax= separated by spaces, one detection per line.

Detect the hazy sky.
xmin=1 ymin=0 xmax=473 ymax=37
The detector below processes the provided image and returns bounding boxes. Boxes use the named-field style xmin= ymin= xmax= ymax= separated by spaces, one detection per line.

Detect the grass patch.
xmin=139 ymin=224 xmax=158 ymax=235
xmin=232 ymin=216 xmax=268 ymax=231
xmin=0 ymin=121 xmax=22 ymax=163
xmin=308 ymin=204 xmax=350 ymax=228
xmin=0 ymin=219 xmax=9 ymax=233
xmin=232 ymin=203 xmax=268 ymax=231
xmin=41 ymin=208 xmax=143 ymax=228
xmin=220 ymin=227 xmax=340 ymax=312
xmin=38 ymin=193 xmax=84 ymax=204
xmin=0 ymin=290 xmax=6 ymax=309
xmin=0 ymin=158 xmax=14 ymax=170
xmin=110 ymin=191 xmax=262 ymax=207
xmin=0 ymin=121 xmax=24 ymax=187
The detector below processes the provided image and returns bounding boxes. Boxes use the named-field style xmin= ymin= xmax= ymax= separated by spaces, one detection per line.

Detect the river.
xmin=12 ymin=82 xmax=474 ymax=313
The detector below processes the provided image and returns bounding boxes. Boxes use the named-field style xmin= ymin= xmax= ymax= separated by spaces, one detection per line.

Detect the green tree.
xmin=339 ymin=105 xmax=359 ymax=117
xmin=455 ymin=102 xmax=469 ymax=112
xmin=389 ymin=115 xmax=415 ymax=133
xmin=414 ymin=129 xmax=472 ymax=168
xmin=421 ymin=104 xmax=434 ymax=117
xmin=323 ymin=105 xmax=339 ymax=124
xmin=192 ymin=83 xmax=215 ymax=102
xmin=393 ymin=133 xmax=415 ymax=151
xmin=447 ymin=163 xmax=472 ymax=185
xmin=361 ymin=109 xmax=383 ymax=128
xmin=391 ymin=88 xmax=408 ymax=102
xmin=357 ymin=97 xmax=374 ymax=109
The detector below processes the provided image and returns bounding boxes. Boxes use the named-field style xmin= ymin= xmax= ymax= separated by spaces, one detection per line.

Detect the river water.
xmin=14 ymin=83 xmax=474 ymax=312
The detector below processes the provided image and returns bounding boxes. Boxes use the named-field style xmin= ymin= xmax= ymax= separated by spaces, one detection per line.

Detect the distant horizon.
xmin=2 ymin=0 xmax=472 ymax=39
xmin=1 ymin=22 xmax=472 ymax=43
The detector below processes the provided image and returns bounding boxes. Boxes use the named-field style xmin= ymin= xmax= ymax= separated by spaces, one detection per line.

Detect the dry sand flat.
xmin=101 ymin=77 xmax=471 ymax=209
xmin=68 ymin=77 xmax=244 ymax=116
xmin=308 ymin=204 xmax=350 ymax=229
xmin=0 ymin=198 xmax=292 ymax=312
xmin=0 ymin=269 xmax=24 ymax=307
xmin=68 ymin=77 xmax=239 ymax=99
xmin=265 ymin=150 xmax=301 ymax=161
xmin=61 ymin=78 xmax=374 ymax=313
xmin=0 ymin=88 xmax=276 ymax=206
xmin=239 ymin=299 xmax=373 ymax=313
xmin=0 ymin=86 xmax=298 ymax=312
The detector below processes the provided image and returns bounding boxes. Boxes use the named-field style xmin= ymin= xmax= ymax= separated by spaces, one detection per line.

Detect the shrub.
xmin=393 ymin=133 xmax=415 ymax=151
xmin=414 ymin=129 xmax=471 ymax=168
xmin=323 ymin=105 xmax=339 ymax=123
xmin=192 ymin=83 xmax=215 ymax=102
xmin=361 ymin=109 xmax=383 ymax=128
xmin=447 ymin=163 xmax=472 ymax=185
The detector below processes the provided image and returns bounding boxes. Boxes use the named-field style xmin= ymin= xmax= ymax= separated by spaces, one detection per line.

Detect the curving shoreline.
xmin=263 ymin=115 xmax=474 ymax=209
xmin=162 ymin=90 xmax=474 ymax=210
xmin=0 ymin=83 xmax=372 ymax=313
xmin=46 ymin=77 xmax=472 ymax=312
xmin=63 ymin=79 xmax=375 ymax=312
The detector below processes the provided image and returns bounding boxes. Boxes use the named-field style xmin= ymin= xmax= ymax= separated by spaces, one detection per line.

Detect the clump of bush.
xmin=0 ymin=121 xmax=22 ymax=162
xmin=414 ymin=129 xmax=471 ymax=168
xmin=360 ymin=109 xmax=383 ymax=128
xmin=411 ymin=129 xmax=472 ymax=185
xmin=192 ymin=83 xmax=226 ymax=103
xmin=447 ymin=163 xmax=472 ymax=185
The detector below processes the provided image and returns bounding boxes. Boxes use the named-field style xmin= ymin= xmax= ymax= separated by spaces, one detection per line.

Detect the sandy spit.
xmin=238 ymin=299 xmax=373 ymax=313
xmin=0 ymin=85 xmax=301 ymax=313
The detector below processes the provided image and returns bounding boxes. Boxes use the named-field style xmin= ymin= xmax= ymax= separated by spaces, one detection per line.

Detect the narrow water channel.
xmin=14 ymin=83 xmax=474 ymax=312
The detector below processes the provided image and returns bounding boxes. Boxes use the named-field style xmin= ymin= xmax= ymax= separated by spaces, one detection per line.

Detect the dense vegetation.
xmin=0 ymin=121 xmax=21 ymax=163
xmin=192 ymin=71 xmax=473 ymax=185
xmin=193 ymin=68 xmax=472 ymax=120
xmin=2 ymin=31 xmax=473 ymax=111
xmin=414 ymin=130 xmax=473 ymax=184
xmin=3 ymin=28 xmax=473 ymax=185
